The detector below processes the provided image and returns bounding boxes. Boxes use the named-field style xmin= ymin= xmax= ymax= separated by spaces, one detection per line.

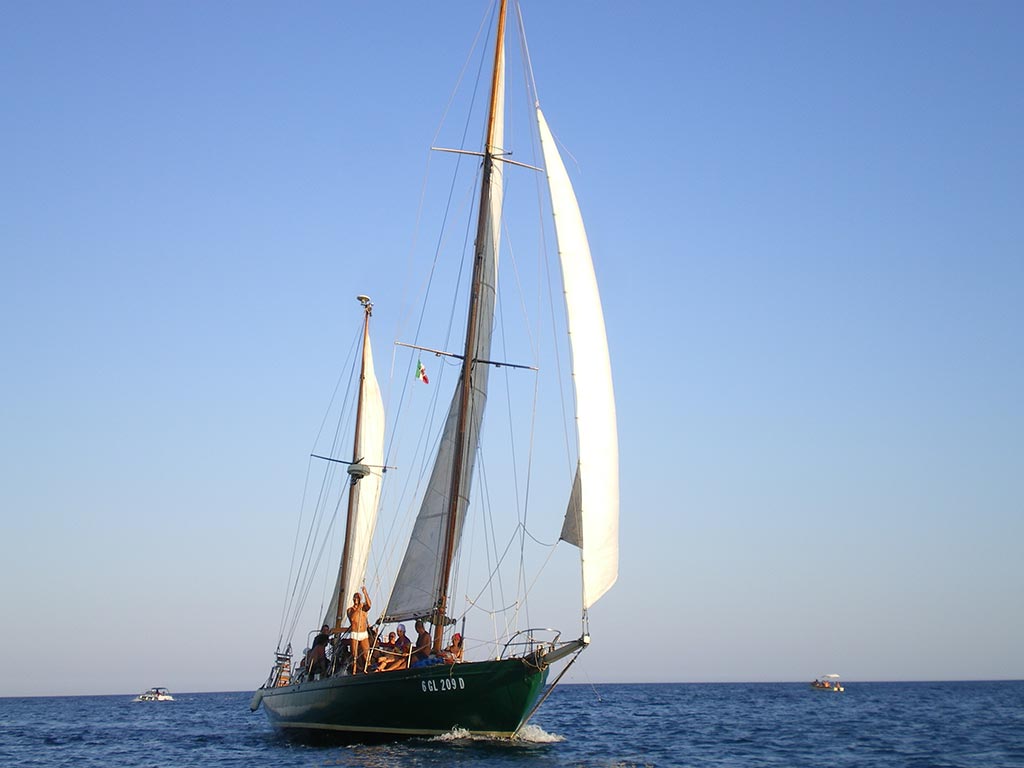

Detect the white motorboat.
xmin=133 ymin=687 xmax=174 ymax=702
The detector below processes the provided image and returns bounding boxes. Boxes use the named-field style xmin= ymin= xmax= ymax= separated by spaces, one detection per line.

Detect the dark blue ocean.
xmin=2 ymin=682 xmax=1022 ymax=767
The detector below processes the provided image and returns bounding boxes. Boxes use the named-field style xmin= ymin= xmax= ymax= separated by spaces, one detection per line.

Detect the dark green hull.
xmin=257 ymin=658 xmax=549 ymax=740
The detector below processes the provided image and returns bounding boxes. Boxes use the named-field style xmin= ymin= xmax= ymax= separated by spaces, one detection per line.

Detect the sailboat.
xmin=251 ymin=0 xmax=618 ymax=740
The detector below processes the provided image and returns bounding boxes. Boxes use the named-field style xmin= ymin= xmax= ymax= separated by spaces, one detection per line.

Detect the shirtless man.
xmin=307 ymin=625 xmax=331 ymax=678
xmin=411 ymin=619 xmax=432 ymax=666
xmin=346 ymin=586 xmax=372 ymax=674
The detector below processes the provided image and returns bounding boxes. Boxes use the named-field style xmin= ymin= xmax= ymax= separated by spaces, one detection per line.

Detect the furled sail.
xmin=537 ymin=107 xmax=619 ymax=609
xmin=384 ymin=46 xmax=506 ymax=623
xmin=323 ymin=324 xmax=386 ymax=629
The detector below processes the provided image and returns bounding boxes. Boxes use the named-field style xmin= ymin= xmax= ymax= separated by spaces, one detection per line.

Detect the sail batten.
xmin=538 ymin=107 xmax=619 ymax=610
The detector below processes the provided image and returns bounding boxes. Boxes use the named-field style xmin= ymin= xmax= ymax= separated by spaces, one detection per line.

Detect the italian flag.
xmin=415 ymin=360 xmax=429 ymax=384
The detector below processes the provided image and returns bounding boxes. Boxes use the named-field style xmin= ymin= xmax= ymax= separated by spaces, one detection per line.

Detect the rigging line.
xmin=510 ymin=9 xmax=553 ymax=637
xmin=507 ymin=529 xmax=560 ymax=636
xmin=379 ymin=394 xmax=437 ymax=569
xmin=516 ymin=651 xmax=583 ymax=737
xmin=313 ymin=324 xmax=362 ymax=457
xmin=582 ymin=662 xmax=602 ymax=703
xmin=288 ymin=494 xmax=343 ymax=640
xmin=496 ymin=230 xmax=525 ymax=518
xmin=375 ymin=382 xmax=449 ymax=622
xmin=514 ymin=0 xmax=538 ymax=109
xmin=475 ymin=447 xmax=509 ymax=641
xmin=284 ymin=502 xmax=331 ymax=641
xmin=501 ymin=211 xmax=538 ymax=359
xmin=437 ymin=392 xmax=484 ymax=612
xmin=461 ymin=593 xmax=522 ymax=616
xmin=463 ymin=519 xmax=530 ymax=615
xmin=317 ymin=487 xmax=347 ymax=626
xmin=437 ymin=0 xmax=507 ymax=359
xmin=429 ymin=0 xmax=494 ymax=150
xmin=389 ymin=342 xmax=449 ymax=527
xmin=282 ymin=323 xmax=360 ymax=610
xmin=286 ymin=496 xmax=335 ymax=638
xmin=382 ymin=176 xmax=476 ymax=471
xmin=379 ymin=310 xmax=452 ymax=542
xmin=496 ymin=230 xmax=532 ymax=634
xmin=285 ymin=451 xmax=348 ymax=638
xmin=448 ymin=441 xmax=485 ymax=626
xmin=276 ymin=455 xmax=315 ymax=648
xmin=515 ymin=1 xmax=584 ymax=182
xmin=520 ymin=523 xmax=557 ymax=548
xmin=392 ymin=0 xmax=491 ymax=342
xmin=510 ymin=0 xmax=556 ymax=568
xmin=285 ymin=342 xmax=360 ymax=629
xmin=384 ymin=19 xmax=492 ymax=472
xmin=419 ymin=6 xmax=492 ymax=354
xmin=276 ymin=322 xmax=362 ymax=645
xmin=488 ymin=362 xmax=515 ymax=631
xmin=383 ymin=5 xmax=502 ymax=623
xmin=441 ymin=169 xmax=480 ymax=356
xmin=282 ymin=434 xmax=340 ymax=638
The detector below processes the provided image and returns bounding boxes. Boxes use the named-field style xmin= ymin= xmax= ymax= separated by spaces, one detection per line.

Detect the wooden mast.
xmin=333 ymin=296 xmax=374 ymax=632
xmin=432 ymin=0 xmax=507 ymax=652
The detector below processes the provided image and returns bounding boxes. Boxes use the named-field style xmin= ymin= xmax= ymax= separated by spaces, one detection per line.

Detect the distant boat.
xmin=133 ymin=687 xmax=174 ymax=702
xmin=250 ymin=0 xmax=619 ymax=741
xmin=810 ymin=674 xmax=844 ymax=692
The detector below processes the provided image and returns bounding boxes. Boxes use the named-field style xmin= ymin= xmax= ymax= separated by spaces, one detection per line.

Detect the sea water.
xmin=1 ymin=681 xmax=1022 ymax=767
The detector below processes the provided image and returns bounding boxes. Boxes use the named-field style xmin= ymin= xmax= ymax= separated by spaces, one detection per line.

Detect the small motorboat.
xmin=810 ymin=674 xmax=844 ymax=692
xmin=133 ymin=687 xmax=174 ymax=702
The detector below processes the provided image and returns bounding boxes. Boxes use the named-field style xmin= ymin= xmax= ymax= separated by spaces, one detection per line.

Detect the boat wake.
xmin=430 ymin=724 xmax=564 ymax=744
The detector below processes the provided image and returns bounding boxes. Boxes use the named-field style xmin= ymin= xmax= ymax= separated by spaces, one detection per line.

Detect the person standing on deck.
xmin=346 ymin=586 xmax=372 ymax=674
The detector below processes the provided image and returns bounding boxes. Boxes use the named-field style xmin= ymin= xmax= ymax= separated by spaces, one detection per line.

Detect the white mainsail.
xmin=385 ymin=45 xmax=506 ymax=623
xmin=323 ymin=324 xmax=386 ymax=628
xmin=537 ymin=107 xmax=619 ymax=609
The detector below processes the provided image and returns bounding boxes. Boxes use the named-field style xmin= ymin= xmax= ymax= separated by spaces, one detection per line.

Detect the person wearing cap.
xmin=376 ymin=624 xmax=411 ymax=672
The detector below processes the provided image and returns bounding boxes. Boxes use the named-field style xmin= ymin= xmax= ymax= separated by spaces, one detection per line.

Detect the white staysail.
xmin=385 ymin=45 xmax=506 ymax=623
xmin=323 ymin=325 xmax=386 ymax=629
xmin=537 ymin=107 xmax=619 ymax=609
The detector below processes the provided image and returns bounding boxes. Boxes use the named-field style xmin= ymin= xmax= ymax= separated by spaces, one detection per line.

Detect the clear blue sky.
xmin=2 ymin=1 xmax=1021 ymax=697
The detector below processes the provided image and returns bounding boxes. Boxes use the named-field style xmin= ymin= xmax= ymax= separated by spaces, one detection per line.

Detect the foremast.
xmin=326 ymin=295 xmax=386 ymax=633
xmin=433 ymin=0 xmax=509 ymax=653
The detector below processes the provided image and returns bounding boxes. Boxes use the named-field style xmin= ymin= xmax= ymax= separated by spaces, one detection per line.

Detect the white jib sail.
xmin=385 ymin=46 xmax=506 ymax=623
xmin=323 ymin=328 xmax=386 ymax=628
xmin=537 ymin=107 xmax=619 ymax=610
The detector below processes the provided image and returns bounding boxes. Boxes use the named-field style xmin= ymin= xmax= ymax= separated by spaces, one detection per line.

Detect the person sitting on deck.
xmin=376 ymin=624 xmax=411 ymax=672
xmin=442 ymin=632 xmax=464 ymax=663
xmin=308 ymin=626 xmax=331 ymax=678
xmin=369 ymin=631 xmax=396 ymax=672
xmin=364 ymin=625 xmax=382 ymax=670
xmin=409 ymin=620 xmax=435 ymax=668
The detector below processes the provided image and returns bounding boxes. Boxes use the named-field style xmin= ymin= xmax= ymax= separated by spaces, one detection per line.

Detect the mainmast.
xmin=333 ymin=295 xmax=375 ymax=631
xmin=432 ymin=0 xmax=508 ymax=652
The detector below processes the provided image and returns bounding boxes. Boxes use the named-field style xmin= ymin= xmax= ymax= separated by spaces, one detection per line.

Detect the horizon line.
xmin=4 ymin=678 xmax=1023 ymax=700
